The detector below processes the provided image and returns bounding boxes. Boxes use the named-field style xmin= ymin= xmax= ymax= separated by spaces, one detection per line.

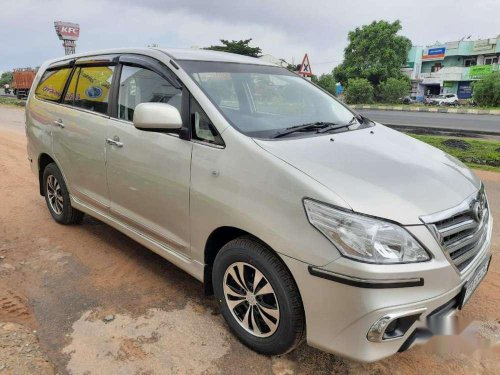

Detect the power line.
xmin=312 ymin=60 xmax=343 ymax=65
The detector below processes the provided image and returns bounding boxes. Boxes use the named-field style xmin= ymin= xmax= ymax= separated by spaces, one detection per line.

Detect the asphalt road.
xmin=359 ymin=109 xmax=500 ymax=135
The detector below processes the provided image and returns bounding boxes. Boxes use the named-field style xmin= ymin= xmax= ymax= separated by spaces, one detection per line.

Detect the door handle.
xmin=53 ymin=119 xmax=65 ymax=128
xmin=106 ymin=137 xmax=124 ymax=148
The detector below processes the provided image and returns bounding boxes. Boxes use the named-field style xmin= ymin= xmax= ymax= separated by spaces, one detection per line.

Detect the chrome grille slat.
xmin=449 ymin=240 xmax=476 ymax=260
xmin=445 ymin=217 xmax=487 ymax=254
xmin=438 ymin=219 xmax=476 ymax=237
xmin=421 ymin=186 xmax=489 ymax=273
xmin=453 ymin=243 xmax=481 ymax=266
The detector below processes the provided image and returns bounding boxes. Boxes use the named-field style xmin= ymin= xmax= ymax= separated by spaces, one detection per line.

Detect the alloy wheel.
xmin=223 ymin=262 xmax=280 ymax=338
xmin=46 ymin=175 xmax=64 ymax=215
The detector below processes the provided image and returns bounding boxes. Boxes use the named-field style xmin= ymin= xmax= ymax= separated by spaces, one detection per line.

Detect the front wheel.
xmin=213 ymin=236 xmax=305 ymax=355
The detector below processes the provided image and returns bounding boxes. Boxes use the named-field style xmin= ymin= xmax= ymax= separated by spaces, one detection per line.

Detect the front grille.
xmin=421 ymin=188 xmax=489 ymax=272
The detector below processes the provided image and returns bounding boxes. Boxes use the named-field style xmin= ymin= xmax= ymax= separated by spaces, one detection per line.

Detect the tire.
xmin=42 ymin=163 xmax=84 ymax=225
xmin=213 ymin=236 xmax=305 ymax=355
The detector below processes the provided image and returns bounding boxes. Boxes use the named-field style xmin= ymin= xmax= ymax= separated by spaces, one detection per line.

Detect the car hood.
xmin=254 ymin=124 xmax=480 ymax=225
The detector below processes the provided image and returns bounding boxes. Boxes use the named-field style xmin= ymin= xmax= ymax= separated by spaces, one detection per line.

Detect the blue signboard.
xmin=428 ymin=47 xmax=445 ymax=56
xmin=422 ymin=47 xmax=446 ymax=60
xmin=457 ymin=81 xmax=472 ymax=99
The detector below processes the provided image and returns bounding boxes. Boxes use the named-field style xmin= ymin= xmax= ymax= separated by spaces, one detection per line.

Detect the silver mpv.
xmin=26 ymin=48 xmax=493 ymax=362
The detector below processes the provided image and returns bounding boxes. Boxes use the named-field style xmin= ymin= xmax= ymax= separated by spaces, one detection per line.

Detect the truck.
xmin=12 ymin=68 xmax=36 ymax=99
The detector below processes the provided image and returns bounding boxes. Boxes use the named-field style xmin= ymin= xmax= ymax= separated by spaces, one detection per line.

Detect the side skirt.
xmin=71 ymin=195 xmax=205 ymax=282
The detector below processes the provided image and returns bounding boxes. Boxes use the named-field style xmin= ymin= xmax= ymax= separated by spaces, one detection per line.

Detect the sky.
xmin=1 ymin=0 xmax=499 ymax=75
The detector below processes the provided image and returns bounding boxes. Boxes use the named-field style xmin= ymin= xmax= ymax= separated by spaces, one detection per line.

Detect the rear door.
xmin=52 ymin=60 xmax=116 ymax=210
xmin=105 ymin=56 xmax=193 ymax=255
xmin=30 ymin=65 xmax=73 ymax=165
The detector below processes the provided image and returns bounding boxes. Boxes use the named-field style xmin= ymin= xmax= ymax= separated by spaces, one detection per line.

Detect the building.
xmin=404 ymin=36 xmax=500 ymax=101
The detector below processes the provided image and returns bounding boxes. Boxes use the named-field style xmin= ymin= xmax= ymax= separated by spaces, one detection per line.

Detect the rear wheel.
xmin=43 ymin=163 xmax=84 ymax=224
xmin=213 ymin=236 xmax=305 ymax=355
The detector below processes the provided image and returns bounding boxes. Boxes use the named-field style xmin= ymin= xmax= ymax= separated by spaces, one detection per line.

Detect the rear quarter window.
xmin=35 ymin=68 xmax=72 ymax=102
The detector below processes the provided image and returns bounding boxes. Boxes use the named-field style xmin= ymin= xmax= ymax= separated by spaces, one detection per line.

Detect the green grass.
xmin=0 ymin=97 xmax=25 ymax=107
xmin=409 ymin=134 xmax=500 ymax=172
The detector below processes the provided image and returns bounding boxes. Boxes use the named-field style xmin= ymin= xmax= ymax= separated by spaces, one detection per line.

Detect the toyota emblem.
xmin=472 ymin=194 xmax=486 ymax=222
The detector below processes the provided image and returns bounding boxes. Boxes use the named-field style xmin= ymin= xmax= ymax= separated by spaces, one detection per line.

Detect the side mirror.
xmin=133 ymin=103 xmax=183 ymax=131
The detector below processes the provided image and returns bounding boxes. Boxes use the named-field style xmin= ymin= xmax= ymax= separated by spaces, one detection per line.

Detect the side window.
xmin=63 ymin=67 xmax=80 ymax=105
xmin=35 ymin=68 xmax=72 ymax=102
xmin=190 ymin=97 xmax=224 ymax=146
xmin=118 ymin=65 xmax=182 ymax=122
xmin=73 ymin=65 xmax=115 ymax=115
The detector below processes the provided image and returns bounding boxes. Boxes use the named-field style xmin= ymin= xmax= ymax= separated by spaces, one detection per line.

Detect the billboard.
xmin=468 ymin=65 xmax=493 ymax=79
xmin=54 ymin=22 xmax=80 ymax=41
xmin=422 ymin=47 xmax=446 ymax=61
xmin=473 ymin=38 xmax=496 ymax=53
xmin=457 ymin=82 xmax=472 ymax=99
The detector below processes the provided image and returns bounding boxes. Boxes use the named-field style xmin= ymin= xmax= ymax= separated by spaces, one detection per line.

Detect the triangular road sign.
xmin=298 ymin=54 xmax=312 ymax=76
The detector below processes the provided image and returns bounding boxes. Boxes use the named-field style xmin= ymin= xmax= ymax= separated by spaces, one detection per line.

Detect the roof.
xmin=44 ymin=47 xmax=275 ymax=67
xmin=159 ymin=48 xmax=274 ymax=65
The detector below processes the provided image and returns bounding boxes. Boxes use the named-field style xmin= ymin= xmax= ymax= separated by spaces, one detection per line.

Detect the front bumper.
xmin=281 ymin=215 xmax=493 ymax=362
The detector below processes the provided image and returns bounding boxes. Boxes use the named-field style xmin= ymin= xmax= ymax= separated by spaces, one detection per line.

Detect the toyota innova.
xmin=26 ymin=48 xmax=493 ymax=362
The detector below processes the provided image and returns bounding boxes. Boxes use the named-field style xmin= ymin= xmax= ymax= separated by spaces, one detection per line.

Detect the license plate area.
xmin=458 ymin=256 xmax=491 ymax=309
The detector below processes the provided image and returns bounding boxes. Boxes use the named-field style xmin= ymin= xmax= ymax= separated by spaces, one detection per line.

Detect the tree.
xmin=0 ymin=71 xmax=13 ymax=86
xmin=473 ymin=72 xmax=500 ymax=107
xmin=344 ymin=78 xmax=374 ymax=104
xmin=333 ymin=20 xmax=411 ymax=87
xmin=206 ymin=39 xmax=262 ymax=57
xmin=378 ymin=77 xmax=410 ymax=103
xmin=286 ymin=63 xmax=300 ymax=72
xmin=312 ymin=73 xmax=337 ymax=95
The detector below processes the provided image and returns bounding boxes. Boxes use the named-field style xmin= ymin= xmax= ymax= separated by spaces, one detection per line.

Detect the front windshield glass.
xmin=179 ymin=61 xmax=366 ymax=139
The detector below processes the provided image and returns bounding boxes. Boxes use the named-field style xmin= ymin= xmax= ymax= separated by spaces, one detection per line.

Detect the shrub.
xmin=473 ymin=72 xmax=500 ymax=107
xmin=312 ymin=73 xmax=337 ymax=96
xmin=345 ymin=78 xmax=374 ymax=104
xmin=378 ymin=77 xmax=410 ymax=103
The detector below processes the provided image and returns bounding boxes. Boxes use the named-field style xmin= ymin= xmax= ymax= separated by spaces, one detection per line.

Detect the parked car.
xmin=26 ymin=48 xmax=492 ymax=362
xmin=429 ymin=94 xmax=459 ymax=106
xmin=402 ymin=95 xmax=417 ymax=104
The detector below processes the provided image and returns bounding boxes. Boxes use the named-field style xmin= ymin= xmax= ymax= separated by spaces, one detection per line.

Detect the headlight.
xmin=303 ymin=199 xmax=430 ymax=264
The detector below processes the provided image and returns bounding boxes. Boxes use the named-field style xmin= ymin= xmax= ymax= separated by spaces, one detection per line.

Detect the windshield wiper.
xmin=272 ymin=122 xmax=337 ymax=139
xmin=316 ymin=116 xmax=359 ymax=133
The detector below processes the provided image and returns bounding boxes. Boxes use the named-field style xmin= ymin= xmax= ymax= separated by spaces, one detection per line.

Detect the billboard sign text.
xmin=54 ymin=22 xmax=80 ymax=41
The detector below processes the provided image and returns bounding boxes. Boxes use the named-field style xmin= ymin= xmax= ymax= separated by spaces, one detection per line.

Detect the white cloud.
xmin=1 ymin=0 xmax=498 ymax=74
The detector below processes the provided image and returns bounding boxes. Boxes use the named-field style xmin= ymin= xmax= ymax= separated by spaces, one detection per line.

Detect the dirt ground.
xmin=0 ymin=104 xmax=499 ymax=374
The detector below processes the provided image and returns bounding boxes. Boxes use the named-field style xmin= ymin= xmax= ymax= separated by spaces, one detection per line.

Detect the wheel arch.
xmin=203 ymin=226 xmax=296 ymax=297
xmin=38 ymin=153 xmax=56 ymax=196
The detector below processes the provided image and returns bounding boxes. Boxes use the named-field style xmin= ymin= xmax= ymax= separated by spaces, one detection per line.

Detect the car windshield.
xmin=178 ymin=61 xmax=367 ymax=139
